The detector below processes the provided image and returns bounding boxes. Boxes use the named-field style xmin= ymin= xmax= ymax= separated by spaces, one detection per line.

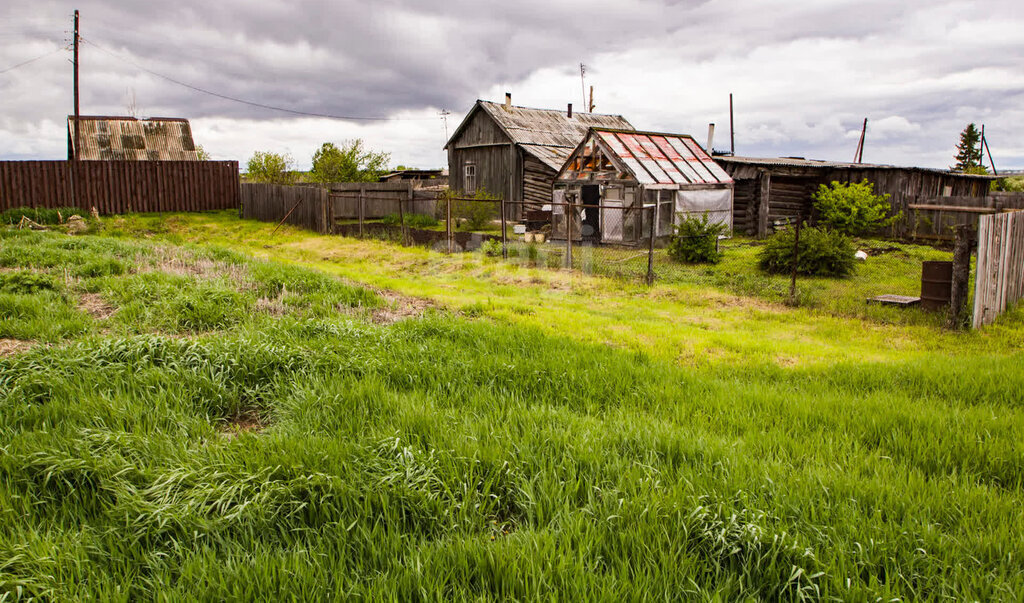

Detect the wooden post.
xmin=645 ymin=205 xmax=656 ymax=285
xmin=565 ymin=196 xmax=573 ymax=269
xmin=445 ymin=192 xmax=452 ymax=253
xmin=789 ymin=213 xmax=802 ymax=304
xmin=948 ymin=224 xmax=973 ymax=329
xmin=358 ymin=185 xmax=365 ymax=238
xmin=757 ymin=169 xmax=771 ymax=238
xmin=500 ymin=196 xmax=508 ymax=259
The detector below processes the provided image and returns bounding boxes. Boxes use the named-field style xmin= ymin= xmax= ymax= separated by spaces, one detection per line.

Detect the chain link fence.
xmin=333 ymin=194 xmax=964 ymax=324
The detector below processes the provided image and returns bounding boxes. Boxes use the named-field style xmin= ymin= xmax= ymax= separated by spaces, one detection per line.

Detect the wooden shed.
xmin=553 ymin=128 xmax=733 ymax=245
xmin=444 ymin=95 xmax=633 ymax=217
xmin=716 ymin=156 xmax=996 ymax=237
xmin=68 ymin=116 xmax=200 ymax=161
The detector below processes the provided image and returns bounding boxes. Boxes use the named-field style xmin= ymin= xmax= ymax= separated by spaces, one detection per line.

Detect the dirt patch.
xmin=220 ymin=410 xmax=265 ymax=439
xmin=370 ymin=289 xmax=435 ymax=324
xmin=78 ymin=293 xmax=117 ymax=319
xmin=0 ymin=338 xmax=34 ymax=357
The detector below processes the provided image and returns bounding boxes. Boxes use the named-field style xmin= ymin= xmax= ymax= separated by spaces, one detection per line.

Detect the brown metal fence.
xmin=0 ymin=160 xmax=240 ymax=214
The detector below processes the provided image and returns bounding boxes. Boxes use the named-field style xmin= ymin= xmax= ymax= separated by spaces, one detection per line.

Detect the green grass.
xmin=1 ymin=212 xmax=1022 ymax=599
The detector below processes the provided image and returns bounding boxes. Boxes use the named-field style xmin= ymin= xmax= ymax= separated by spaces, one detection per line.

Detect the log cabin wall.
xmin=719 ymin=158 xmax=993 ymax=237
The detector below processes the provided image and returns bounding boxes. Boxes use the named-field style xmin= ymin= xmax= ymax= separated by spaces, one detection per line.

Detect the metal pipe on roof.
xmin=706 ymin=124 xmax=715 ymax=153
xmin=567 ymin=103 xmax=573 ymax=118
xmin=504 ymin=93 xmax=511 ymax=111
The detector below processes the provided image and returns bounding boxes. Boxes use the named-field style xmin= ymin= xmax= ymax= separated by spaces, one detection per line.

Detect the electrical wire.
xmin=0 ymin=44 xmax=69 ymax=75
xmin=82 ymin=37 xmax=436 ymax=122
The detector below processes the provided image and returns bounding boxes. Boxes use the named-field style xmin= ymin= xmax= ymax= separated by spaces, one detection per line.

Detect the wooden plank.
xmin=908 ymin=204 xmax=996 ymax=214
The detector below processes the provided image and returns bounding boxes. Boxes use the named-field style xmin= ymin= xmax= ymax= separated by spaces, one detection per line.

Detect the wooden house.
xmin=68 ymin=116 xmax=200 ymax=161
xmin=444 ymin=95 xmax=633 ymax=217
xmin=716 ymin=156 xmax=997 ymax=237
xmin=553 ymin=128 xmax=733 ymax=245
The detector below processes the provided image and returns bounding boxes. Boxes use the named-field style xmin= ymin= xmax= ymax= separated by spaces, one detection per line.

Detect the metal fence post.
xmin=358 ymin=186 xmax=365 ymax=239
xmin=646 ymin=205 xmax=656 ymax=285
xmin=501 ymin=197 xmax=508 ymax=259
xmin=398 ymin=194 xmax=407 ymax=246
xmin=565 ymin=198 xmax=573 ymax=269
xmin=445 ymin=193 xmax=452 ymax=253
xmin=789 ymin=213 xmax=802 ymax=304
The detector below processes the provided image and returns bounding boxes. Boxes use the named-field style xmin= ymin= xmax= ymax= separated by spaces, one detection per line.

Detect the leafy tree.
xmin=245 ymin=151 xmax=297 ymax=184
xmin=812 ymin=179 xmax=898 ymax=236
xmin=952 ymin=124 xmax=984 ymax=172
xmin=310 ymin=140 xmax=390 ymax=183
xmin=667 ymin=213 xmax=728 ymax=264
xmin=195 ymin=145 xmax=211 ymax=161
xmin=759 ymin=227 xmax=856 ymax=277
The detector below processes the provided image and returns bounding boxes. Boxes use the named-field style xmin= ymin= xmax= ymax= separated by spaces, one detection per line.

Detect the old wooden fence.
xmin=900 ymin=193 xmax=1024 ymax=241
xmin=0 ymin=160 xmax=240 ymax=214
xmin=241 ymin=183 xmax=330 ymax=234
xmin=973 ymin=210 xmax=1024 ymax=328
xmin=330 ymin=181 xmax=440 ymax=220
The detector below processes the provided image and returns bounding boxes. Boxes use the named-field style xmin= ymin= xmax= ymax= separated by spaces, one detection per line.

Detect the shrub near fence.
xmin=0 ymin=161 xmax=240 ymax=214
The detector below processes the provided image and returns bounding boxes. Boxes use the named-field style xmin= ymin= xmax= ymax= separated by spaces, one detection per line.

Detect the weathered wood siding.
xmin=732 ymin=179 xmax=757 ymax=235
xmin=241 ymin=183 xmax=329 ymax=234
xmin=973 ymin=211 xmax=1024 ymax=328
xmin=522 ymin=154 xmax=555 ymax=211
xmin=0 ymin=160 xmax=239 ymax=214
xmin=448 ymin=109 xmax=512 ymax=197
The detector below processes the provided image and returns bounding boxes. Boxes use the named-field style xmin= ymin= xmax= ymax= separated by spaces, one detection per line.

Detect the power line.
xmin=82 ymin=37 xmax=436 ymax=122
xmin=0 ymin=44 xmax=69 ymax=75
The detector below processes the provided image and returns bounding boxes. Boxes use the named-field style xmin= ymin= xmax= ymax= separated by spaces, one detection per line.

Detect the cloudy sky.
xmin=1 ymin=0 xmax=1022 ymax=171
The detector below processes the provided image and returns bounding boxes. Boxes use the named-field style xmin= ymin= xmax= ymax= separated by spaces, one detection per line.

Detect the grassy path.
xmin=122 ymin=211 xmax=1022 ymax=367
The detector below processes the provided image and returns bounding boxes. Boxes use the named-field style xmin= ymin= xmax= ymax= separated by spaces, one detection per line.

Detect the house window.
xmin=464 ymin=162 xmax=477 ymax=194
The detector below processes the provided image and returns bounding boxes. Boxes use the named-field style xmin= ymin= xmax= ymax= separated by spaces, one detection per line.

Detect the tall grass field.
xmin=1 ymin=217 xmax=1022 ymax=600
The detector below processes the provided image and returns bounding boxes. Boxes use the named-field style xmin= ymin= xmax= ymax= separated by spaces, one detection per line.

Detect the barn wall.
xmin=447 ymin=107 xmax=513 ymax=199
xmin=522 ymin=154 xmax=556 ymax=211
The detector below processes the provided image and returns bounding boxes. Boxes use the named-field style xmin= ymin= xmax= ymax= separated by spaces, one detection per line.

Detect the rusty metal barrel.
xmin=921 ymin=260 xmax=953 ymax=311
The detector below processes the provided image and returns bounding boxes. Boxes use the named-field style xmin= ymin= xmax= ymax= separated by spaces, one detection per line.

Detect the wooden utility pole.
xmin=983 ymin=135 xmax=998 ymax=176
xmin=853 ymin=118 xmax=867 ymax=163
xmin=588 ymin=85 xmax=594 ymax=112
xmin=729 ymin=93 xmax=735 ymax=155
xmin=73 ymin=9 xmax=80 ymax=160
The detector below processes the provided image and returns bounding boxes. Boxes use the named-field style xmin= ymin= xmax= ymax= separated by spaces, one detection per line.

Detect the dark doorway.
xmin=581 ymin=185 xmax=601 ymax=241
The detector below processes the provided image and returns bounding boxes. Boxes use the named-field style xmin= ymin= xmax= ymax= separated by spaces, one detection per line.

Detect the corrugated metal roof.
xmin=447 ymin=100 xmax=633 ymax=170
xmin=518 ymin=144 xmax=576 ymax=171
xmin=716 ymin=155 xmax=999 ymax=179
xmin=578 ymin=129 xmax=732 ymax=186
xmin=68 ymin=116 xmax=200 ymax=160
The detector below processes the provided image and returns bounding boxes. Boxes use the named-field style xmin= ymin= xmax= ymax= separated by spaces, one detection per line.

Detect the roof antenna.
xmin=579 ymin=63 xmax=587 ymax=109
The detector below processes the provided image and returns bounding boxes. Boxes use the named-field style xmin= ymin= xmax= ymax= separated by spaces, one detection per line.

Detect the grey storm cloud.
xmin=1 ymin=0 xmax=1023 ymax=169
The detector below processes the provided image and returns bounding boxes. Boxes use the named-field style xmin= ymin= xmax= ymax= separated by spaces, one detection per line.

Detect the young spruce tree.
xmin=952 ymin=123 xmax=984 ymax=172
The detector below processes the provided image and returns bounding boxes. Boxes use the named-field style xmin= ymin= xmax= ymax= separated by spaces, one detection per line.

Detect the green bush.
xmin=479 ymin=239 xmax=502 ymax=257
xmin=381 ymin=213 xmax=439 ymax=228
xmin=667 ymin=214 xmax=728 ymax=264
xmin=759 ymin=226 xmax=856 ymax=277
xmin=445 ymin=188 xmax=499 ymax=231
xmin=812 ymin=180 xmax=899 ymax=236
xmin=992 ymin=176 xmax=1024 ymax=192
